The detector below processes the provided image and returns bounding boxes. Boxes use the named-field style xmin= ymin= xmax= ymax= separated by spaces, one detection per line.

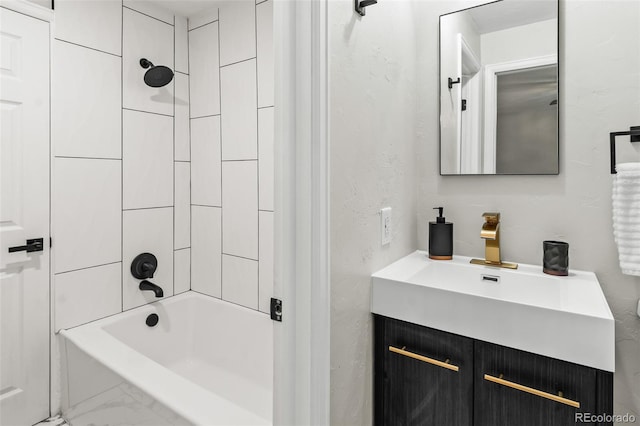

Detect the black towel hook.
xmin=448 ymin=77 xmax=461 ymax=89
xmin=610 ymin=126 xmax=640 ymax=174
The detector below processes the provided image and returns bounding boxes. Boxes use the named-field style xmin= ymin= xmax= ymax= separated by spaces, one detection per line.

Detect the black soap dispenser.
xmin=429 ymin=207 xmax=453 ymax=260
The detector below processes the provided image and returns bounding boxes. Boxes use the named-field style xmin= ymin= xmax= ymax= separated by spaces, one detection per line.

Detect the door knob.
xmin=8 ymin=238 xmax=44 ymax=253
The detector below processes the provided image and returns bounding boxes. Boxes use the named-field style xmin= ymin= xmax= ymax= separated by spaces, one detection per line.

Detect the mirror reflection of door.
xmin=495 ymin=64 xmax=558 ymax=174
xmin=459 ymin=35 xmax=481 ymax=174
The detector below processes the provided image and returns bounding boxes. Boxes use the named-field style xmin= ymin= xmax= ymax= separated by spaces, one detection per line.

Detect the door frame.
xmin=458 ymin=34 xmax=481 ymax=174
xmin=274 ymin=0 xmax=330 ymax=424
xmin=482 ymin=54 xmax=557 ymax=174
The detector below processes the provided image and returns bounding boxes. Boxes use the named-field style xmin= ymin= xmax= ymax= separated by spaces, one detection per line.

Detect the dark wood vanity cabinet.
xmin=375 ymin=315 xmax=474 ymax=425
xmin=374 ymin=315 xmax=613 ymax=426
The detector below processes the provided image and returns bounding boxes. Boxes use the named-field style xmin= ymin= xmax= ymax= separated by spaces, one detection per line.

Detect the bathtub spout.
xmin=139 ymin=280 xmax=164 ymax=297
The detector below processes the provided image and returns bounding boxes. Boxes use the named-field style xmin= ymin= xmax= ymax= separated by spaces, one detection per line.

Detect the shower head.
xmin=140 ymin=58 xmax=174 ymax=88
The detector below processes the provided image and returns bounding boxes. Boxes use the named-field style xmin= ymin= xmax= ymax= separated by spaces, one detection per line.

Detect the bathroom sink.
xmin=371 ymin=251 xmax=614 ymax=371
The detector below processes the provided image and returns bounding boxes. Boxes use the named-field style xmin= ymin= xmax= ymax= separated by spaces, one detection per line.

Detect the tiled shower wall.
xmin=52 ymin=0 xmax=191 ymax=330
xmin=189 ymin=0 xmax=274 ymax=313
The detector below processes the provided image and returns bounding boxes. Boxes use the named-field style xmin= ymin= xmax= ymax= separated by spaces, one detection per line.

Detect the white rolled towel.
xmin=613 ymin=162 xmax=640 ymax=275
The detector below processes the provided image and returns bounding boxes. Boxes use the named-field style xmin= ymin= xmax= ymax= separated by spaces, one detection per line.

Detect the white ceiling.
xmin=467 ymin=0 xmax=557 ymax=34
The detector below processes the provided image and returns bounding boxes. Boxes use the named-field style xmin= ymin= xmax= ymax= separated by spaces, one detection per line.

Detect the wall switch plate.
xmin=380 ymin=207 xmax=391 ymax=246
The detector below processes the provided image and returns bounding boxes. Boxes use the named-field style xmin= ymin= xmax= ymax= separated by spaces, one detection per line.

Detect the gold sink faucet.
xmin=471 ymin=212 xmax=518 ymax=269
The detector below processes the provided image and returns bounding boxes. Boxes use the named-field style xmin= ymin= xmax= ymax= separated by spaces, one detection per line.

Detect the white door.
xmin=0 ymin=6 xmax=50 ymax=425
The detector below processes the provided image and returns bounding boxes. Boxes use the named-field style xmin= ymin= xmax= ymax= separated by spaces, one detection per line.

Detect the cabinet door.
xmin=474 ymin=340 xmax=597 ymax=426
xmin=375 ymin=316 xmax=473 ymax=426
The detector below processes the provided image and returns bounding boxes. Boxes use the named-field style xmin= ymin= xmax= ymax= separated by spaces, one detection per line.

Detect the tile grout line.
xmin=255 ymin=0 xmax=260 ymax=311
xmin=218 ymin=11 xmax=224 ymax=301
xmin=55 ymin=261 xmax=122 ymax=276
xmin=123 ymin=5 xmax=174 ymax=27
xmin=188 ymin=19 xmax=219 ymax=33
xmin=123 ymin=107 xmax=174 ymax=118
xmin=48 ymin=20 xmax=52 ymax=394
xmin=173 ymin=13 xmax=176 ymax=297
xmin=187 ymin=16 xmax=192 ymax=292
xmin=223 ymin=252 xmax=259 ymax=263
xmin=191 ymin=113 xmax=221 ymax=120
xmin=54 ymin=156 xmax=121 ymax=161
xmin=123 ymin=205 xmax=174 ymax=211
xmin=54 ymin=38 xmax=121 ymax=58
xmin=220 ymin=56 xmax=256 ymax=69
xmin=120 ymin=0 xmax=124 ymax=314
xmin=191 ymin=204 xmax=222 ymax=209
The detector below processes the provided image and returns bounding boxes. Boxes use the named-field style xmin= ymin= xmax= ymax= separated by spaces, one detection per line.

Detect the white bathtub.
xmin=59 ymin=291 xmax=273 ymax=425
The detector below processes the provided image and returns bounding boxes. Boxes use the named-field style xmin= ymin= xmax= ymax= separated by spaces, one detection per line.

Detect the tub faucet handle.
xmin=131 ymin=253 xmax=158 ymax=279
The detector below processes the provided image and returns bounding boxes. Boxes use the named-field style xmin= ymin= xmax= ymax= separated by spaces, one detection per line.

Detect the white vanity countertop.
xmin=371 ymin=251 xmax=615 ymax=372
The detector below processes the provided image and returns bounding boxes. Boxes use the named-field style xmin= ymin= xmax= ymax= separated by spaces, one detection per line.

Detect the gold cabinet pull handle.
xmin=484 ymin=374 xmax=580 ymax=408
xmin=388 ymin=346 xmax=459 ymax=372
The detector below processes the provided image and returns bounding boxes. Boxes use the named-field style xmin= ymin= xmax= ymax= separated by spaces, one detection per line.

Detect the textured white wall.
xmin=330 ymin=0 xmax=640 ymax=423
xmin=329 ymin=0 xmax=419 ymax=423
xmin=415 ymin=0 xmax=640 ymax=419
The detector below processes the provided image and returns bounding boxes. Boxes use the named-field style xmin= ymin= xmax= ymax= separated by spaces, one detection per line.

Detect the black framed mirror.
xmin=439 ymin=0 xmax=559 ymax=175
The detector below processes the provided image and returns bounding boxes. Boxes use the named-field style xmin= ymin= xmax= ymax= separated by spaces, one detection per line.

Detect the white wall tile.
xmin=220 ymin=60 xmax=257 ymax=160
xmin=258 ymin=211 xmax=273 ymax=313
xmin=175 ymin=162 xmax=190 ymax=249
xmin=256 ymin=1 xmax=274 ymax=108
xmin=188 ymin=7 xmax=219 ymax=31
xmin=222 ymin=255 xmax=258 ymax=309
xmin=123 ymin=8 xmax=174 ymax=116
xmin=54 ymin=263 xmax=122 ymax=331
xmin=175 ymin=73 xmax=190 ymax=161
xmin=123 ymin=1 xmax=174 ymax=25
xmin=191 ymin=116 xmax=221 ymax=206
xmin=122 ymin=208 xmax=174 ymax=310
xmin=191 ymin=206 xmax=221 ymax=297
xmin=53 ymin=158 xmax=121 ymax=273
xmin=54 ymin=0 xmax=121 ymax=56
xmin=174 ymin=249 xmax=190 ymax=294
xmin=219 ymin=1 xmax=255 ymax=66
xmin=222 ymin=161 xmax=258 ymax=259
xmin=189 ymin=22 xmax=220 ymax=118
xmin=53 ymin=41 xmax=121 ymax=159
xmin=258 ymin=107 xmax=274 ymax=211
xmin=123 ymin=110 xmax=173 ymax=209
xmin=175 ymin=16 xmax=189 ymax=74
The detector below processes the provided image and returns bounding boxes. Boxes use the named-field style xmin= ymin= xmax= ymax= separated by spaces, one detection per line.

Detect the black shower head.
xmin=140 ymin=58 xmax=174 ymax=88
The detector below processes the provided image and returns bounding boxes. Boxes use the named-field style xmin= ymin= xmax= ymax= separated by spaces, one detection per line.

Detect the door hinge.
xmin=50 ymin=237 xmax=52 ymax=248
xmin=462 ymin=99 xmax=467 ymax=111
xmin=270 ymin=298 xmax=282 ymax=322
